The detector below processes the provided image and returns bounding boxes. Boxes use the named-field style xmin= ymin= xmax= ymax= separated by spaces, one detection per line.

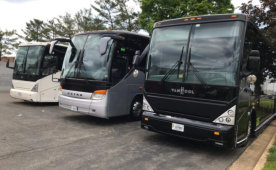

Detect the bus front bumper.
xmin=59 ymin=94 xmax=108 ymax=119
xmin=141 ymin=112 xmax=235 ymax=148
xmin=10 ymin=88 xmax=39 ymax=102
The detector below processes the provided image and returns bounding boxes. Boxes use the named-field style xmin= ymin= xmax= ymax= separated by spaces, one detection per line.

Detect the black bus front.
xmin=141 ymin=15 xmax=248 ymax=148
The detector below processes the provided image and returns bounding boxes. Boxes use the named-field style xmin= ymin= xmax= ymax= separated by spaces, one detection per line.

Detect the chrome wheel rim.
xmin=132 ymin=101 xmax=142 ymax=117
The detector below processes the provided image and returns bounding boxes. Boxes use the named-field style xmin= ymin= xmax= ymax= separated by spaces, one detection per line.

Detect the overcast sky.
xmin=0 ymin=0 xmax=261 ymax=32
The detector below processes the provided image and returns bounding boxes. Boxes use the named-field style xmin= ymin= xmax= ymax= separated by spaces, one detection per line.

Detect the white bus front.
xmin=9 ymin=43 xmax=67 ymax=102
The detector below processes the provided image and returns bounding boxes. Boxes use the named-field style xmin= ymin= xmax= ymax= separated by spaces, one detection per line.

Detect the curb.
xmin=229 ymin=120 xmax=276 ymax=170
xmin=253 ymin=130 xmax=276 ymax=170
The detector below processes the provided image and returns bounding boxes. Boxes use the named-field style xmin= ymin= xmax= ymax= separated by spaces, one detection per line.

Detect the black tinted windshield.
xmin=14 ymin=46 xmax=45 ymax=75
xmin=147 ymin=21 xmax=244 ymax=86
xmin=61 ymin=34 xmax=113 ymax=81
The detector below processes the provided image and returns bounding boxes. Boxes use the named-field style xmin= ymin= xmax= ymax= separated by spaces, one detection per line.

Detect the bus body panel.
xmin=10 ymin=72 xmax=62 ymax=102
xmin=39 ymin=72 xmax=61 ymax=102
xmin=59 ymin=69 xmax=145 ymax=119
xmin=142 ymin=112 xmax=235 ymax=147
xmin=10 ymin=88 xmax=39 ymax=102
xmin=59 ymin=90 xmax=108 ymax=118
xmin=106 ymin=69 xmax=145 ymax=117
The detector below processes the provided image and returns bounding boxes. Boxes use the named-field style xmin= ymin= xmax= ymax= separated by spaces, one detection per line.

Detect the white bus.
xmin=6 ymin=42 xmax=67 ymax=102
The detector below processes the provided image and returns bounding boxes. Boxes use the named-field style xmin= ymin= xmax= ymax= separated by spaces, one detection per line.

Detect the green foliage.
xmin=139 ymin=0 xmax=234 ymax=33
xmin=91 ymin=0 xmax=118 ymax=30
xmin=0 ymin=29 xmax=19 ymax=59
xmin=240 ymin=0 xmax=276 ymax=47
xmin=263 ymin=136 xmax=276 ymax=170
xmin=22 ymin=19 xmax=48 ymax=42
xmin=115 ymin=0 xmax=140 ymax=31
xmin=91 ymin=0 xmax=140 ymax=31
xmin=55 ymin=13 xmax=77 ymax=39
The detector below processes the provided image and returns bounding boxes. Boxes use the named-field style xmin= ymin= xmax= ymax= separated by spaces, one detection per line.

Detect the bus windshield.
xmin=147 ymin=21 xmax=244 ymax=86
xmin=14 ymin=46 xmax=45 ymax=75
xmin=61 ymin=34 xmax=114 ymax=81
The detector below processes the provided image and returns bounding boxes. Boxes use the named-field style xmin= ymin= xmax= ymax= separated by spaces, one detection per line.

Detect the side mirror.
xmin=100 ymin=37 xmax=111 ymax=55
xmin=247 ymin=50 xmax=260 ymax=72
xmin=6 ymin=58 xmax=14 ymax=69
xmin=132 ymin=50 xmax=141 ymax=66
xmin=52 ymin=72 xmax=60 ymax=82
xmin=49 ymin=40 xmax=58 ymax=54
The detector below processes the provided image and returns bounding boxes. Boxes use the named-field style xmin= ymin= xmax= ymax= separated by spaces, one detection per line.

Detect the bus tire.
xmin=129 ymin=96 xmax=143 ymax=120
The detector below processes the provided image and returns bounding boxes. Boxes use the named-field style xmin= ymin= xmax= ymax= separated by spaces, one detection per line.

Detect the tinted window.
xmin=25 ymin=46 xmax=44 ymax=75
xmin=148 ymin=25 xmax=191 ymax=82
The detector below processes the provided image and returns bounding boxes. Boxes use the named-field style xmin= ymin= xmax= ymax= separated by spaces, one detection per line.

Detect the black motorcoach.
xmin=141 ymin=14 xmax=276 ymax=148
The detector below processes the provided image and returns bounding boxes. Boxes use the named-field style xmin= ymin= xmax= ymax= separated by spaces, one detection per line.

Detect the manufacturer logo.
xmin=171 ymin=87 xmax=195 ymax=95
xmin=67 ymin=92 xmax=83 ymax=97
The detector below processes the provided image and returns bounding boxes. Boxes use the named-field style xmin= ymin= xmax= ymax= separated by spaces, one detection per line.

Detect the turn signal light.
xmin=145 ymin=117 xmax=149 ymax=121
xmin=214 ymin=131 xmax=220 ymax=136
xmin=94 ymin=90 xmax=107 ymax=95
xmin=59 ymin=86 xmax=62 ymax=90
xmin=232 ymin=14 xmax=237 ymax=18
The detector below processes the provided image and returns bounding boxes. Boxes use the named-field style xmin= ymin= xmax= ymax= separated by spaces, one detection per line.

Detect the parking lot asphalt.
xmin=0 ymin=62 xmax=248 ymax=170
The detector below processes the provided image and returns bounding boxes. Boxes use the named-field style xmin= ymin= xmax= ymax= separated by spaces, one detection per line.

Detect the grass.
xmin=263 ymin=136 xmax=276 ymax=170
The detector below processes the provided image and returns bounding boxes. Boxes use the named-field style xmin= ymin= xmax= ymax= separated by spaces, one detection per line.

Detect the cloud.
xmin=2 ymin=0 xmax=37 ymax=3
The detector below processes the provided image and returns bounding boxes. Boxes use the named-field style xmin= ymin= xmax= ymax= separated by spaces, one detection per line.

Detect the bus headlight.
xmin=31 ymin=83 xmax=39 ymax=92
xmin=213 ymin=105 xmax=236 ymax=125
xmin=143 ymin=96 xmax=154 ymax=112
xmin=91 ymin=90 xmax=107 ymax=100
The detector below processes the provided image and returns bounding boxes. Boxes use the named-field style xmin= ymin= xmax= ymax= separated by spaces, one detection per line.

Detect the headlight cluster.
xmin=91 ymin=90 xmax=107 ymax=100
xmin=31 ymin=83 xmax=39 ymax=92
xmin=91 ymin=93 xmax=106 ymax=100
xmin=143 ymin=96 xmax=154 ymax=112
xmin=213 ymin=105 xmax=236 ymax=125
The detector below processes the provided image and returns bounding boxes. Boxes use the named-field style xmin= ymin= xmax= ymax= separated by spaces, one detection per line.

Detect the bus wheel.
xmin=130 ymin=97 xmax=142 ymax=120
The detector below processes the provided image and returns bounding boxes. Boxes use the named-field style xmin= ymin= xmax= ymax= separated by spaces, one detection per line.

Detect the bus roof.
xmin=154 ymin=14 xmax=249 ymax=28
xmin=75 ymin=30 xmax=150 ymax=39
xmin=19 ymin=42 xmax=67 ymax=48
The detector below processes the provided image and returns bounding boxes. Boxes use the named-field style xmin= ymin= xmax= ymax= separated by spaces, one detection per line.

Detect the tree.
xmin=22 ymin=19 xmax=48 ymax=42
xmin=44 ymin=19 xmax=59 ymax=40
xmin=115 ymin=0 xmax=140 ymax=31
xmin=91 ymin=0 xmax=139 ymax=31
xmin=0 ymin=29 xmax=18 ymax=60
xmin=240 ymin=0 xmax=276 ymax=47
xmin=91 ymin=0 xmax=118 ymax=30
xmin=139 ymin=0 xmax=234 ymax=33
xmin=75 ymin=8 xmax=106 ymax=32
xmin=55 ymin=13 xmax=77 ymax=39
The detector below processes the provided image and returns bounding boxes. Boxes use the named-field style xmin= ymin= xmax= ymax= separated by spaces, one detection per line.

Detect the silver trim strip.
xmin=255 ymin=113 xmax=276 ymax=132
xmin=237 ymin=136 xmax=248 ymax=145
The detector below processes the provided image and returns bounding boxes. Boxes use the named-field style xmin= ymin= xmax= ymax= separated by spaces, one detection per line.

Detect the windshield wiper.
xmin=186 ymin=48 xmax=208 ymax=87
xmin=160 ymin=46 xmax=185 ymax=83
xmin=63 ymin=51 xmax=81 ymax=80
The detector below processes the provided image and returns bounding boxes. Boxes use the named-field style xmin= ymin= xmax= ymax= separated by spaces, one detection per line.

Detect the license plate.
xmin=172 ymin=123 xmax=184 ymax=132
xmin=71 ymin=106 xmax=78 ymax=111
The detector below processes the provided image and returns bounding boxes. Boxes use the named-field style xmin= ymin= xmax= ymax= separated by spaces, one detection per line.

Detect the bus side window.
xmin=42 ymin=55 xmax=58 ymax=76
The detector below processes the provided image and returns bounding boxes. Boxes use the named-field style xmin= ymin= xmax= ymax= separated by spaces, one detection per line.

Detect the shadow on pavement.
xmin=63 ymin=114 xmax=135 ymax=126
xmin=142 ymin=132 xmax=244 ymax=155
xmin=12 ymin=101 xmax=58 ymax=107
